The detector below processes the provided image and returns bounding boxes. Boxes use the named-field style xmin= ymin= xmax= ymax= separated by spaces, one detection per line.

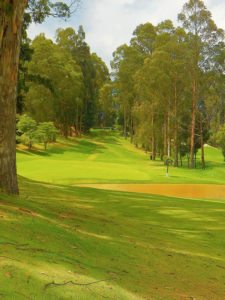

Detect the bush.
xmin=17 ymin=115 xmax=37 ymax=149
xmin=36 ymin=122 xmax=58 ymax=150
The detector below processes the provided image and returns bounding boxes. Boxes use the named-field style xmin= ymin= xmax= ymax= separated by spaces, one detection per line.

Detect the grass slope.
xmin=1 ymin=130 xmax=225 ymax=299
xmin=1 ymin=179 xmax=225 ymax=299
xmin=17 ymin=130 xmax=225 ymax=185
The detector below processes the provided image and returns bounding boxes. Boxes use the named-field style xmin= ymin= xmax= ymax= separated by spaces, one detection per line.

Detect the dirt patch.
xmin=76 ymin=184 xmax=225 ymax=200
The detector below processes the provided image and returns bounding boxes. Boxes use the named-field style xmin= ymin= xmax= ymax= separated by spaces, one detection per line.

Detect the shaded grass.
xmin=1 ymin=178 xmax=225 ymax=299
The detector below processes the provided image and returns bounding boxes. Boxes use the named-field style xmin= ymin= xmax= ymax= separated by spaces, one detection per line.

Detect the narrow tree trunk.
xmin=79 ymin=113 xmax=82 ymax=137
xmin=130 ymin=115 xmax=134 ymax=143
xmin=151 ymin=106 xmax=156 ymax=160
xmin=173 ymin=80 xmax=179 ymax=167
xmin=0 ymin=1 xmax=27 ymax=194
xmin=190 ymin=79 xmax=197 ymax=168
xmin=163 ymin=112 xmax=167 ymax=157
xmin=167 ymin=112 xmax=171 ymax=158
xmin=123 ymin=106 xmax=127 ymax=139
xmin=75 ymin=103 xmax=79 ymax=136
xmin=200 ymin=113 xmax=205 ymax=169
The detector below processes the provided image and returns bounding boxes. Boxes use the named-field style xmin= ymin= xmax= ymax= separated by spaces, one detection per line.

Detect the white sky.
xmin=28 ymin=0 xmax=225 ymax=67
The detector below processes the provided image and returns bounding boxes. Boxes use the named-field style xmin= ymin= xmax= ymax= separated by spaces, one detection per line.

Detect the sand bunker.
xmin=76 ymin=184 xmax=225 ymax=200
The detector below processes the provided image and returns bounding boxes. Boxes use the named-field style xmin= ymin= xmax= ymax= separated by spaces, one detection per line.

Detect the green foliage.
xmin=18 ymin=1 xmax=81 ymax=113
xmin=98 ymin=83 xmax=117 ymax=127
xmin=17 ymin=115 xmax=58 ymax=150
xmin=23 ymin=27 xmax=109 ymax=136
xmin=27 ymin=0 xmax=80 ymax=23
xmin=25 ymin=34 xmax=84 ymax=136
xmin=17 ymin=115 xmax=37 ymax=149
xmin=111 ymin=0 xmax=225 ymax=168
xmin=214 ymin=124 xmax=225 ymax=160
xmin=56 ymin=26 xmax=109 ymax=132
xmin=36 ymin=122 xmax=58 ymax=150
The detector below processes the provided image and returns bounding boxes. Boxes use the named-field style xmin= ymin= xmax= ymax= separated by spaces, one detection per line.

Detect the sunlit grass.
xmin=0 ymin=178 xmax=225 ymax=299
xmin=1 ymin=130 xmax=225 ymax=299
xmin=17 ymin=130 xmax=225 ymax=184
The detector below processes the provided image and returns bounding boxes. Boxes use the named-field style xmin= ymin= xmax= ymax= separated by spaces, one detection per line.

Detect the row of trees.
xmin=111 ymin=0 xmax=225 ymax=168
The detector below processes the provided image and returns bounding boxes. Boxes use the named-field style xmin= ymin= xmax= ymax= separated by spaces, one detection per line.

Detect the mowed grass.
xmin=1 ymin=130 xmax=225 ymax=299
xmin=16 ymin=130 xmax=225 ymax=185
xmin=1 ymin=178 xmax=225 ymax=299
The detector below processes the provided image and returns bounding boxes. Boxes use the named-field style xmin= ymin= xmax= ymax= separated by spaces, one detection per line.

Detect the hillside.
xmin=1 ymin=178 xmax=225 ymax=299
xmin=0 ymin=131 xmax=225 ymax=299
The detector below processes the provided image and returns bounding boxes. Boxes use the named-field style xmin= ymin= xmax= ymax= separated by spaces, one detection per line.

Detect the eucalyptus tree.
xmin=98 ymin=83 xmax=117 ymax=128
xmin=131 ymin=22 xmax=157 ymax=56
xmin=0 ymin=0 xmax=80 ymax=194
xmin=178 ymin=0 xmax=224 ymax=168
xmin=112 ymin=45 xmax=140 ymax=138
xmin=26 ymin=34 xmax=84 ymax=137
xmin=56 ymin=27 xmax=108 ymax=133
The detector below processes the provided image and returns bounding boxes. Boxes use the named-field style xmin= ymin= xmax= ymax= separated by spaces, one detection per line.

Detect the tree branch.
xmin=44 ymin=278 xmax=113 ymax=290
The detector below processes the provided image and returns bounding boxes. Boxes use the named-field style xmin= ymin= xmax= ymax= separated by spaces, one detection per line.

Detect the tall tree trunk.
xmin=130 ymin=115 xmax=134 ymax=143
xmin=200 ymin=113 xmax=205 ymax=169
xmin=75 ymin=103 xmax=79 ymax=136
xmin=190 ymin=79 xmax=197 ymax=168
xmin=123 ymin=106 xmax=127 ymax=139
xmin=180 ymin=154 xmax=183 ymax=167
xmin=151 ymin=106 xmax=156 ymax=160
xmin=163 ymin=112 xmax=167 ymax=157
xmin=0 ymin=1 xmax=27 ymax=194
xmin=167 ymin=112 xmax=171 ymax=158
xmin=174 ymin=80 xmax=179 ymax=167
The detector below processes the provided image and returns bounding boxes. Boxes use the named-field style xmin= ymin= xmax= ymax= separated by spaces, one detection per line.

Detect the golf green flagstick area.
xmin=1 ymin=130 xmax=225 ymax=300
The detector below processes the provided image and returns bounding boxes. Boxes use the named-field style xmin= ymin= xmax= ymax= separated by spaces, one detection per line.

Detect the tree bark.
xmin=123 ymin=106 xmax=127 ymax=139
xmin=163 ymin=112 xmax=167 ymax=157
xmin=174 ymin=80 xmax=179 ymax=167
xmin=200 ymin=113 xmax=205 ymax=169
xmin=0 ymin=1 xmax=27 ymax=194
xmin=190 ymin=79 xmax=197 ymax=168
xmin=167 ymin=112 xmax=171 ymax=158
xmin=151 ymin=105 xmax=156 ymax=160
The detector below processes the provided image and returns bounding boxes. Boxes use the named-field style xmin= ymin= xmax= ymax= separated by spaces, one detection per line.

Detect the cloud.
xmin=27 ymin=0 xmax=225 ymax=68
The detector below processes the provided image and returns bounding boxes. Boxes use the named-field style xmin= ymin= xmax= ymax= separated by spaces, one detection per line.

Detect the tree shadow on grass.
xmin=17 ymin=139 xmax=106 ymax=157
xmin=88 ymin=131 xmax=121 ymax=145
xmin=17 ymin=148 xmax=50 ymax=157
xmin=17 ymin=149 xmax=33 ymax=156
